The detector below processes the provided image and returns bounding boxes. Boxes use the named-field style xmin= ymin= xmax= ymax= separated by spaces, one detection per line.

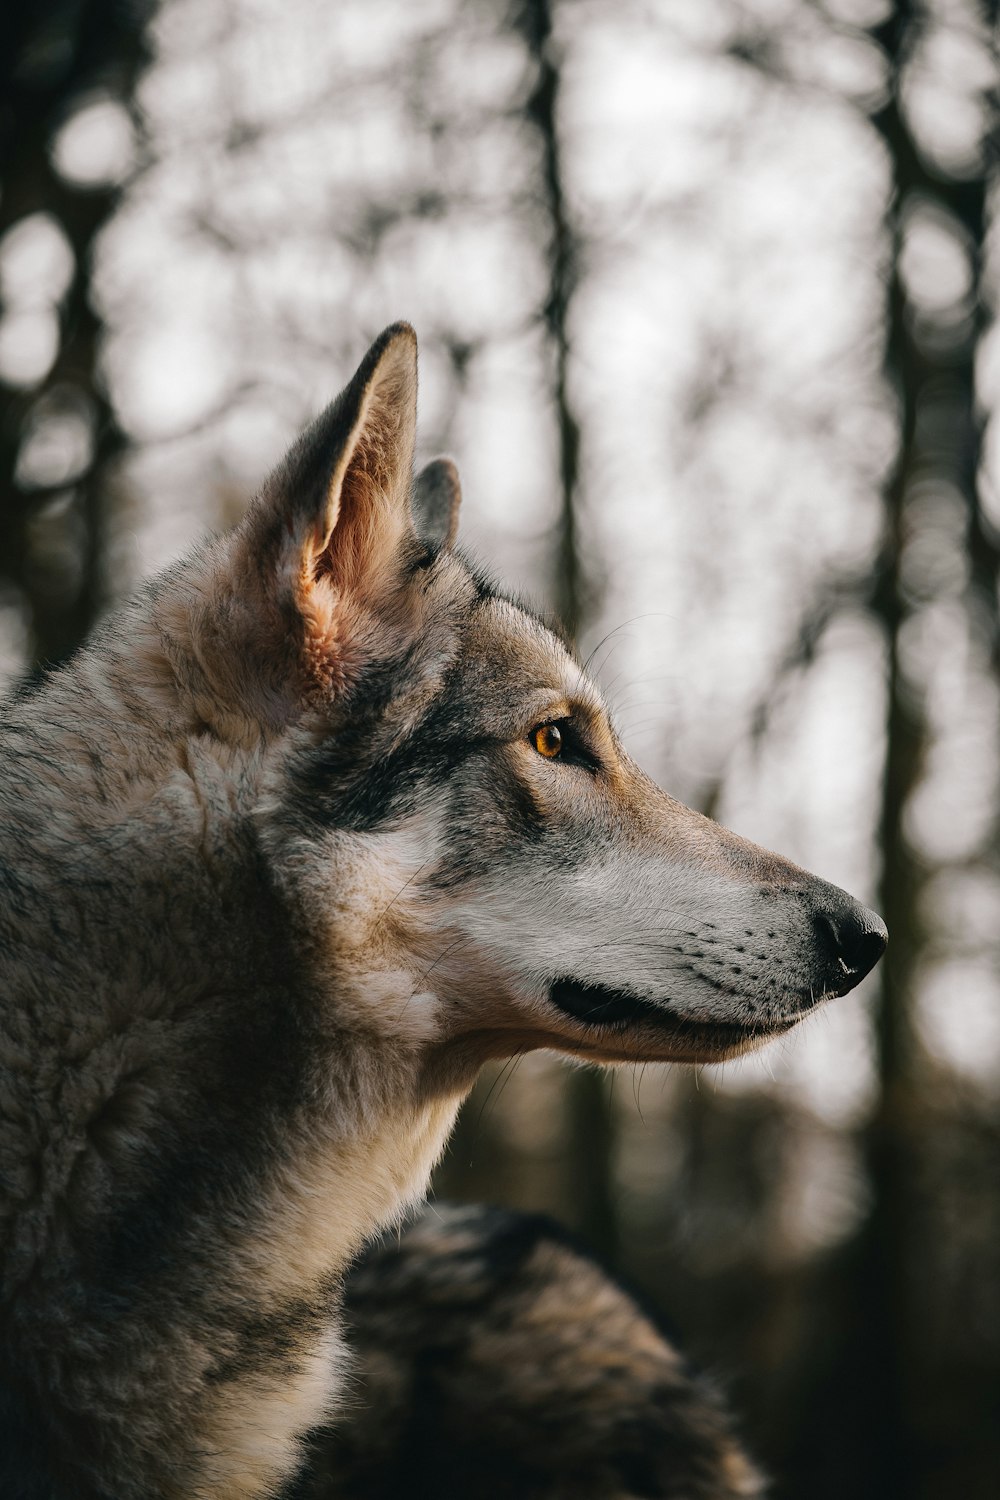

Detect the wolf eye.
xmin=533 ymin=723 xmax=563 ymax=758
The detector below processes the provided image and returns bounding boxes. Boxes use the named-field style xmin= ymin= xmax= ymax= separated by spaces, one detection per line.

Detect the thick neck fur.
xmin=0 ymin=586 xmax=465 ymax=1500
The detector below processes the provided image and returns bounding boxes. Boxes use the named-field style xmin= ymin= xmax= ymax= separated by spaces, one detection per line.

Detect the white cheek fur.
xmin=449 ymin=850 xmax=815 ymax=1025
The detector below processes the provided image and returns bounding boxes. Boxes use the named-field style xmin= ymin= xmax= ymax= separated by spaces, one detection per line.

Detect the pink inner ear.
xmin=311 ymin=387 xmax=411 ymax=596
xmin=283 ymin=327 xmax=419 ymax=699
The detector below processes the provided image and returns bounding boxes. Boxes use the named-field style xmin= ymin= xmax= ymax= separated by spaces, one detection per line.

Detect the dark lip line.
xmin=547 ymin=976 xmax=812 ymax=1036
xmin=548 ymin=978 xmax=750 ymax=1034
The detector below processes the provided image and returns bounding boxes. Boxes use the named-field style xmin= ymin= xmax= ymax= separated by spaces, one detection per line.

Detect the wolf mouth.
xmin=547 ymin=978 xmax=795 ymax=1050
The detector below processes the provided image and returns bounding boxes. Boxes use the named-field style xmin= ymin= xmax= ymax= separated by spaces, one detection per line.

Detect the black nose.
xmin=811 ymin=887 xmax=888 ymax=997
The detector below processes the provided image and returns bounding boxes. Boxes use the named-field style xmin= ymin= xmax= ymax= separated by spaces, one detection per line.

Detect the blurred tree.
xmin=836 ymin=3 xmax=1000 ymax=1496
xmin=0 ymin=0 xmax=151 ymax=668
xmin=513 ymin=0 xmax=618 ymax=1264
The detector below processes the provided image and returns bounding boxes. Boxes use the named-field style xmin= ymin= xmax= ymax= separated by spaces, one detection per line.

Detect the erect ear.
xmin=236 ymin=323 xmax=422 ymax=700
xmin=412 ymin=457 xmax=462 ymax=551
xmin=272 ymin=321 xmax=418 ymax=596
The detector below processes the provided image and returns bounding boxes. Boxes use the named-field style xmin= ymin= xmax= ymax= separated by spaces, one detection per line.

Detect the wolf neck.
xmin=258 ymin=1085 xmax=463 ymax=1294
xmin=184 ymin=1057 xmax=465 ymax=1500
xmin=0 ymin=633 xmax=477 ymax=1496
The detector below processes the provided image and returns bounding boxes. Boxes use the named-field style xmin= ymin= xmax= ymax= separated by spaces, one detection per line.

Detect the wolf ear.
xmin=233 ymin=323 xmax=421 ymax=699
xmin=267 ymin=321 xmax=418 ymax=594
xmin=413 ymin=458 xmax=462 ymax=551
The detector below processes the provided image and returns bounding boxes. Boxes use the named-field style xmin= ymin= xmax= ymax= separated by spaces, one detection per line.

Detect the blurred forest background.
xmin=1 ymin=0 xmax=998 ymax=1495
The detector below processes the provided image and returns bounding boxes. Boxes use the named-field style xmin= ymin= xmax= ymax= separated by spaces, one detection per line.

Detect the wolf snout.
xmin=808 ymin=885 xmax=887 ymax=998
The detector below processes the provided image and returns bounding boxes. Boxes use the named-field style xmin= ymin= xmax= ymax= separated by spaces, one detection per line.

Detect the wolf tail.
xmin=292 ymin=1203 xmax=765 ymax=1500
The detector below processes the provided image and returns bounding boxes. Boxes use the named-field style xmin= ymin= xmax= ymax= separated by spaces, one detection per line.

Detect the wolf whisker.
xmin=396 ymin=935 xmax=470 ymax=1021
xmin=370 ymin=857 xmax=435 ymax=933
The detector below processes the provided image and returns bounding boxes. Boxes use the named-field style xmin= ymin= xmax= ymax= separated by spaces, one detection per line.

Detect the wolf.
xmin=0 ymin=323 xmax=886 ymax=1499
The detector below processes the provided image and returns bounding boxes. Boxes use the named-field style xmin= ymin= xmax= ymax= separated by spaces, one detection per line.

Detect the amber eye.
xmin=533 ymin=723 xmax=563 ymax=758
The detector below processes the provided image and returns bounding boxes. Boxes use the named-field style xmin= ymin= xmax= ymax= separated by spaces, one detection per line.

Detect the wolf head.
xmin=110 ymin=321 xmax=884 ymax=1075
